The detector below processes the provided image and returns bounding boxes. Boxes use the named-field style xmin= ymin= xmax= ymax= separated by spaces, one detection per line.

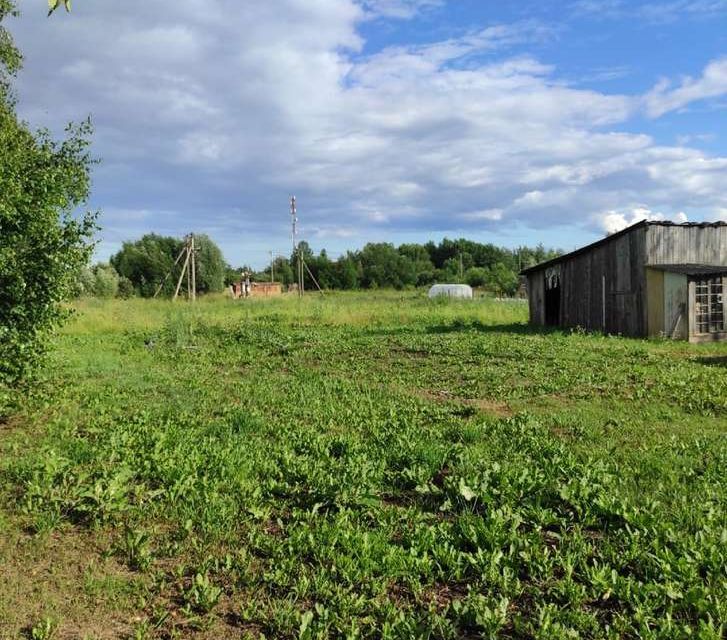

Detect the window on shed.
xmin=695 ymin=277 xmax=724 ymax=334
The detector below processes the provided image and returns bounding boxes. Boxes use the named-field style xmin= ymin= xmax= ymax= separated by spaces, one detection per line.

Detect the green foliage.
xmin=193 ymin=234 xmax=226 ymax=294
xmin=0 ymin=2 xmax=21 ymax=85
xmin=2 ymin=293 xmax=726 ymax=637
xmin=0 ymin=4 xmax=96 ymax=396
xmin=111 ymin=233 xmax=227 ymax=298
xmin=272 ymin=238 xmax=557 ymax=294
xmin=77 ymin=263 xmax=119 ymax=298
xmin=117 ymin=524 xmax=153 ymax=571
xmin=464 ymin=266 xmax=488 ymax=288
xmin=117 ymin=276 xmax=135 ymax=299
xmin=486 ymin=261 xmax=519 ymax=296
xmin=30 ymin=617 xmax=57 ymax=640
xmin=182 ymin=572 xmax=223 ymax=615
xmin=47 ymin=0 xmax=71 ymax=16
xmin=358 ymin=242 xmax=417 ymax=289
xmin=110 ymin=234 xmax=182 ymax=298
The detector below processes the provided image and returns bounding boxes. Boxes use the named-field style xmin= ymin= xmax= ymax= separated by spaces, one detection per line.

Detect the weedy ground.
xmin=0 ymin=292 xmax=726 ymax=639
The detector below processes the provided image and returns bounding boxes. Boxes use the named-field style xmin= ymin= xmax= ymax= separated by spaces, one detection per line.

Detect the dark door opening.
xmin=545 ymin=284 xmax=561 ymax=326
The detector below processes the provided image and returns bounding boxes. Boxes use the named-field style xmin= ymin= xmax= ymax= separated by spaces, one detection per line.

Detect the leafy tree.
xmin=487 ymin=262 xmax=519 ymax=297
xmin=1 ymin=1 xmax=96 ymax=394
xmin=272 ymin=257 xmax=294 ymax=286
xmin=111 ymin=234 xmax=182 ymax=298
xmin=224 ymin=265 xmax=241 ymax=287
xmin=441 ymin=257 xmax=465 ymax=283
xmin=111 ymin=233 xmax=227 ymax=297
xmin=194 ymin=234 xmax=226 ymax=294
xmin=77 ymin=263 xmax=119 ymax=298
xmin=117 ymin=276 xmax=134 ymax=299
xmin=359 ymin=243 xmax=416 ymax=289
xmin=337 ymin=257 xmax=359 ymax=290
xmin=465 ymin=267 xmax=489 ymax=288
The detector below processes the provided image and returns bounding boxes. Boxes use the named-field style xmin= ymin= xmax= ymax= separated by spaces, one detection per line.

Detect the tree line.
xmin=277 ymin=239 xmax=560 ymax=295
xmin=81 ymin=234 xmax=560 ymax=299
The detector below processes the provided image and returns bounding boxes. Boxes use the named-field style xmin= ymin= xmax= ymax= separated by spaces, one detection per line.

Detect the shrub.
xmin=0 ymin=3 xmax=96 ymax=394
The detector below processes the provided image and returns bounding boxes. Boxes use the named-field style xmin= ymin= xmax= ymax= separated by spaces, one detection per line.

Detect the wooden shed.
xmin=521 ymin=221 xmax=727 ymax=342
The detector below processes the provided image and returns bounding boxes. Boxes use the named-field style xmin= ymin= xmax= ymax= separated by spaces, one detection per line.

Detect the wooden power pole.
xmin=171 ymin=234 xmax=197 ymax=302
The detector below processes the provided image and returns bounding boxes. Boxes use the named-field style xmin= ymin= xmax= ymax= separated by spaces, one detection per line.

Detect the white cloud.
xmin=639 ymin=1 xmax=727 ymax=22
xmin=460 ymin=209 xmax=504 ymax=222
xmin=6 ymin=0 xmax=727 ymax=264
xmin=645 ymin=58 xmax=727 ymax=117
xmin=571 ymin=0 xmax=727 ymax=21
xmin=595 ymin=207 xmax=689 ymax=234
xmin=676 ymin=133 xmax=716 ymax=145
xmin=313 ymin=225 xmax=358 ymax=239
xmin=361 ymin=0 xmax=443 ymax=19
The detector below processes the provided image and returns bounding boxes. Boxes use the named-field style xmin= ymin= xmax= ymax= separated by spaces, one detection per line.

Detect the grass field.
xmin=1 ymin=292 xmax=726 ymax=639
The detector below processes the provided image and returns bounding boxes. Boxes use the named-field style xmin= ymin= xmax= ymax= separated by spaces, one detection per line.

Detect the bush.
xmin=75 ymin=263 xmax=120 ymax=298
xmin=465 ymin=267 xmax=489 ymax=288
xmin=117 ymin=277 xmax=135 ymax=299
xmin=0 ymin=3 xmax=96 ymax=392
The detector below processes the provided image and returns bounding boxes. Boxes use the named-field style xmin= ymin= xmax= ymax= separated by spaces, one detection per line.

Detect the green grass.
xmin=1 ymin=291 xmax=726 ymax=639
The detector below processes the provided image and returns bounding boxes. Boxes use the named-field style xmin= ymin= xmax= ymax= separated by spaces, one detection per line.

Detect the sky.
xmin=7 ymin=0 xmax=727 ymax=267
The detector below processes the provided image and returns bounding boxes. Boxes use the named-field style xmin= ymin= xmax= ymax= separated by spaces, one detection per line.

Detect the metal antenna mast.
xmin=291 ymin=196 xmax=304 ymax=296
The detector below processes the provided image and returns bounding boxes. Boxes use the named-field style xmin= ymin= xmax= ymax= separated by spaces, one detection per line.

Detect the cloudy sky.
xmin=7 ymin=0 xmax=727 ymax=266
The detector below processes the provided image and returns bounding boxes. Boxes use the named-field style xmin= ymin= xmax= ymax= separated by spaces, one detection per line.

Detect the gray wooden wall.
xmin=528 ymin=223 xmax=727 ymax=337
xmin=646 ymin=225 xmax=727 ymax=265
xmin=528 ymin=225 xmax=649 ymax=336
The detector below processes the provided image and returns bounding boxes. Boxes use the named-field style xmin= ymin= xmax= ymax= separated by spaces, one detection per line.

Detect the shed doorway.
xmin=544 ymin=266 xmax=561 ymax=326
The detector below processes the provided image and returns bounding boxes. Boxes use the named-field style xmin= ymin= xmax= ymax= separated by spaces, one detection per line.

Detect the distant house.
xmin=521 ymin=221 xmax=727 ymax=342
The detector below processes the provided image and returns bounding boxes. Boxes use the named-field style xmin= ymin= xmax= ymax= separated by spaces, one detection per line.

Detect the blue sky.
xmin=8 ymin=0 xmax=727 ymax=266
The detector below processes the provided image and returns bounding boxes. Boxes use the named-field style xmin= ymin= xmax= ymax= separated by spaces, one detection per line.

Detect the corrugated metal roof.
xmin=647 ymin=264 xmax=727 ymax=276
xmin=520 ymin=220 xmax=727 ymax=276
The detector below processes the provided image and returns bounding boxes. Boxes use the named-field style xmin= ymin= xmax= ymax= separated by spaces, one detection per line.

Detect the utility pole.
xmin=171 ymin=234 xmax=197 ymax=302
xmin=291 ymin=196 xmax=304 ymax=296
xmin=270 ymin=250 xmax=275 ymax=283
xmin=154 ymin=244 xmax=187 ymax=299
xmin=190 ymin=234 xmax=197 ymax=302
xmin=459 ymin=253 xmax=464 ymax=281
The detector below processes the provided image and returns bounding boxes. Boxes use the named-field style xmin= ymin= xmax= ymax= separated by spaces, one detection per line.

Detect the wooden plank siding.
xmin=527 ymin=224 xmax=648 ymax=336
xmin=646 ymin=225 xmax=727 ymax=265
xmin=526 ymin=222 xmax=727 ymax=337
xmin=525 ymin=222 xmax=727 ymax=337
xmin=528 ymin=272 xmax=545 ymax=326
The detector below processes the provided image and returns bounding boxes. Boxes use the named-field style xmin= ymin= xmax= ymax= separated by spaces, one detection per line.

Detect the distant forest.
xmin=77 ymin=235 xmax=561 ymax=298
xmin=268 ymin=239 xmax=561 ymax=295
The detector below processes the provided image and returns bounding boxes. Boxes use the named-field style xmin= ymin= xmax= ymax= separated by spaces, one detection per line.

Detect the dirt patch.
xmin=0 ymin=516 xmax=137 ymax=639
xmin=421 ymin=582 xmax=470 ymax=610
xmin=410 ymin=388 xmax=514 ymax=418
xmin=465 ymin=398 xmax=513 ymax=418
xmin=387 ymin=580 xmax=470 ymax=611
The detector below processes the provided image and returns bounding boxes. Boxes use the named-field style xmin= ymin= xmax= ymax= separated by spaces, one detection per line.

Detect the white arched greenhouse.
xmin=427 ymin=284 xmax=473 ymax=299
